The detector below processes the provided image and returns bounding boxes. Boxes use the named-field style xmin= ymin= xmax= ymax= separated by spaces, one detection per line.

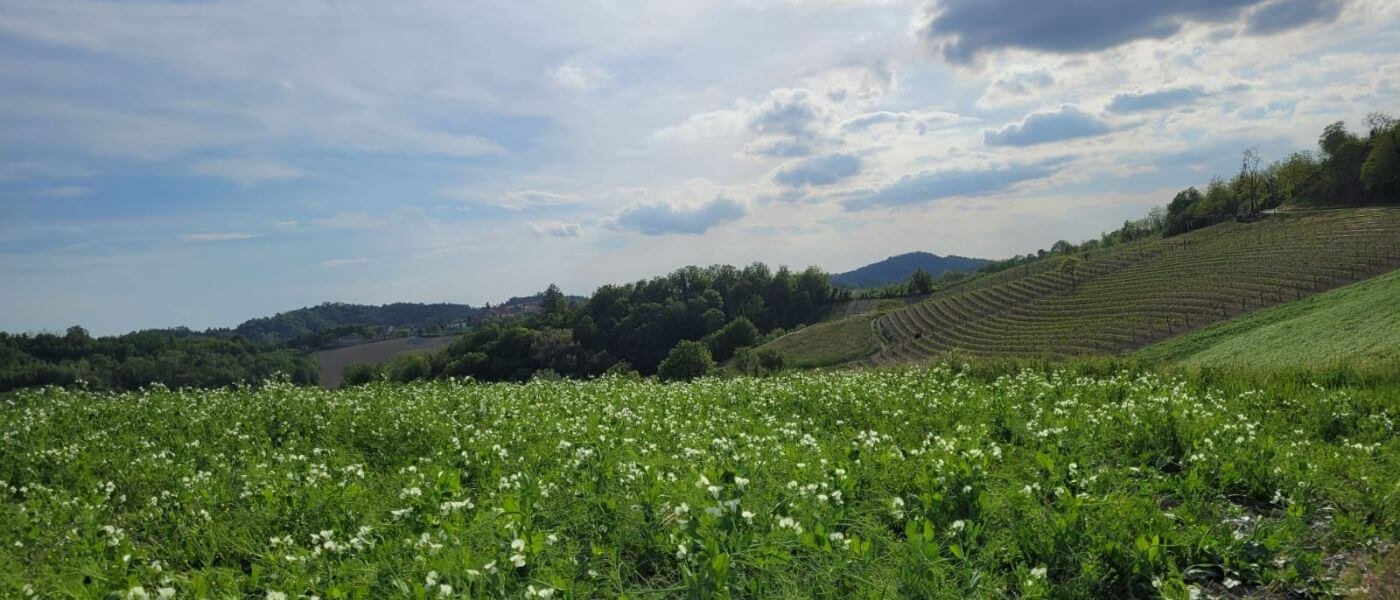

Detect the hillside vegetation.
xmin=4 ymin=367 xmax=1396 ymax=597
xmin=1135 ymin=268 xmax=1400 ymax=367
xmin=867 ymin=208 xmax=1400 ymax=364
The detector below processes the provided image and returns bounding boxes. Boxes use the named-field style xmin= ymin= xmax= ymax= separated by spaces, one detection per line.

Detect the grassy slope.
xmin=1135 ymin=268 xmax=1400 ymax=366
xmin=756 ymin=313 xmax=877 ymax=368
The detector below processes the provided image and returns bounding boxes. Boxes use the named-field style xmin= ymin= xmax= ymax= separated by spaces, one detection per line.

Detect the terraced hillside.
xmin=866 ymin=208 xmax=1400 ymax=364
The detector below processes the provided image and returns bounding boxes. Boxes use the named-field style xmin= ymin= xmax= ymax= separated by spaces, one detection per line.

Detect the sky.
xmin=1 ymin=0 xmax=1397 ymax=335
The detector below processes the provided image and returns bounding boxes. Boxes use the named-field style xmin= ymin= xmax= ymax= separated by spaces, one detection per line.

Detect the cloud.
xmin=749 ymin=88 xmax=826 ymax=138
xmin=744 ymin=137 xmax=817 ymax=158
xmin=180 ymin=232 xmax=258 ymax=242
xmin=322 ymin=257 xmax=371 ymax=268
xmin=607 ymin=196 xmax=747 ymax=235
xmin=984 ymin=105 xmax=1110 ymax=147
xmin=191 ymin=158 xmax=307 ymax=186
xmin=549 ymin=61 xmax=611 ymax=91
xmin=1107 ymin=86 xmax=1209 ymax=113
xmin=36 ymin=186 xmax=91 ymax=199
xmin=439 ymin=187 xmax=583 ymax=211
xmin=917 ymin=0 xmax=1287 ymax=63
xmin=978 ymin=69 xmax=1055 ymax=107
xmin=774 ymin=153 xmax=862 ymax=187
xmin=841 ymin=110 xmax=971 ymax=134
xmin=1245 ymin=0 xmax=1344 ymax=35
xmin=842 ymin=161 xmax=1058 ymax=211
xmin=526 ymin=220 xmax=582 ymax=238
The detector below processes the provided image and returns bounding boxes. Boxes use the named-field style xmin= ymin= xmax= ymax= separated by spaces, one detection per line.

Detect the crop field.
xmin=3 ymin=369 xmax=1397 ymax=598
xmin=864 ymin=208 xmax=1400 ymax=365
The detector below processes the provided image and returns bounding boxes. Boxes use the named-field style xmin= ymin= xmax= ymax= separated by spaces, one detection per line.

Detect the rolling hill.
xmin=831 ymin=251 xmax=988 ymax=288
xmin=755 ymin=208 xmax=1400 ymax=367
xmin=1134 ymin=267 xmax=1400 ymax=367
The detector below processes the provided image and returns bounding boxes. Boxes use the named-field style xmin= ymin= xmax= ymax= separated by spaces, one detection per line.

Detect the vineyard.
xmin=864 ymin=208 xmax=1400 ymax=365
xmin=3 ymin=368 xmax=1398 ymax=598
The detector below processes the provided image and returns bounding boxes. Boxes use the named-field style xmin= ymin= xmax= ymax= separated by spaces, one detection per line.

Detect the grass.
xmin=1134 ymin=269 xmax=1400 ymax=367
xmin=2 ymin=366 xmax=1397 ymax=598
xmin=755 ymin=313 xmax=878 ymax=368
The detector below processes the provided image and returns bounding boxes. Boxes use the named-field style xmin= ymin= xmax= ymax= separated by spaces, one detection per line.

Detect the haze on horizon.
xmin=2 ymin=0 xmax=1397 ymax=335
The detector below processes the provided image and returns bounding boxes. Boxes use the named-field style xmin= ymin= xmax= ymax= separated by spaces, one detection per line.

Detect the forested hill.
xmin=232 ymin=302 xmax=479 ymax=344
xmin=832 ymin=252 xmax=989 ymax=288
xmin=230 ymin=294 xmax=583 ymax=345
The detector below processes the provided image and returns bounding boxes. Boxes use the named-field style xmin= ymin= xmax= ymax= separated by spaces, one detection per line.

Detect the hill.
xmin=1134 ymin=267 xmax=1400 ymax=367
xmin=831 ymin=251 xmax=988 ymax=288
xmin=755 ymin=208 xmax=1400 ymax=367
xmin=230 ymin=294 xmax=583 ymax=346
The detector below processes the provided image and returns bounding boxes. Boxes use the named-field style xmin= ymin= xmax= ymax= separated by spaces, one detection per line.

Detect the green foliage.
xmin=0 ymin=329 xmax=317 ymax=392
xmin=233 ymin=302 xmax=484 ymax=345
xmin=706 ymin=317 xmax=759 ymax=362
xmin=1361 ymin=118 xmax=1400 ymax=201
xmin=657 ymin=340 xmax=714 ymax=381
xmin=574 ymin=264 xmax=840 ymax=374
xmin=2 ymin=366 xmax=1395 ymax=597
xmin=908 ymin=268 xmax=935 ymax=295
xmin=341 ymin=363 xmax=380 ymax=387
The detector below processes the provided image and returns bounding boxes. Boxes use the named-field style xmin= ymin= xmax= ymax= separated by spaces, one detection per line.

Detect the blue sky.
xmin=1 ymin=0 xmax=1397 ymax=335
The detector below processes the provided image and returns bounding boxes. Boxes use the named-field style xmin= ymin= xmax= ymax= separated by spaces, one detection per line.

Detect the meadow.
xmin=2 ymin=367 xmax=1397 ymax=598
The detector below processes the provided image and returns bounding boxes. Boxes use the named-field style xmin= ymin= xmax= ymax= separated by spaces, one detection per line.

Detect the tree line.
xmin=0 ymin=327 xmax=318 ymax=392
xmin=348 ymin=264 xmax=839 ymax=385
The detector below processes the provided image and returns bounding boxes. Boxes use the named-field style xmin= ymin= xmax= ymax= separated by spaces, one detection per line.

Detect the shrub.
xmin=657 ymin=340 xmax=714 ymax=381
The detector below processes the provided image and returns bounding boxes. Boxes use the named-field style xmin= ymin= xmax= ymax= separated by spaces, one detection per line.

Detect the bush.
xmin=707 ymin=317 xmax=758 ymax=362
xmin=657 ymin=340 xmax=714 ymax=381
xmin=341 ymin=363 xmax=380 ymax=387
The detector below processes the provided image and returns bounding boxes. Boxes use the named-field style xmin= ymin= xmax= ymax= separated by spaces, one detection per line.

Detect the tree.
xmin=657 ymin=340 xmax=714 ymax=381
xmin=908 ymin=269 xmax=935 ymax=295
xmin=541 ymin=284 xmax=568 ymax=325
xmin=707 ymin=317 xmax=758 ymax=362
xmin=1057 ymin=255 xmax=1083 ymax=290
xmin=757 ymin=349 xmax=784 ymax=374
xmin=1361 ymin=119 xmax=1400 ymax=202
xmin=1240 ymin=147 xmax=1261 ymax=214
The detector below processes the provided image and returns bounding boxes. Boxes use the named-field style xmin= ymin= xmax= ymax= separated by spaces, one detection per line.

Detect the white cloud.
xmin=549 ymin=61 xmax=611 ymax=91
xmin=527 ymin=220 xmax=582 ymax=237
xmin=440 ymin=188 xmax=584 ymax=211
xmin=322 ymin=257 xmax=371 ymax=268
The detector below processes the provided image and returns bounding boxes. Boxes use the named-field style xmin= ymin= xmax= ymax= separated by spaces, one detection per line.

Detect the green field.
xmin=756 ymin=314 xmax=879 ymax=368
xmin=3 ymin=368 xmax=1397 ymax=598
xmin=1134 ymin=268 xmax=1400 ymax=367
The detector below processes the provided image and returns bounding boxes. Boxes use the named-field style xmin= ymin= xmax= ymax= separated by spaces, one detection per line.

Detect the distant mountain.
xmin=832 ymin=252 xmax=989 ymax=288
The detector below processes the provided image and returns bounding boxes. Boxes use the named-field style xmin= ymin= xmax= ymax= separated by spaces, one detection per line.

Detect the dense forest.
xmin=230 ymin=302 xmax=482 ymax=344
xmin=0 ymin=327 xmax=317 ymax=392
xmin=351 ymin=264 xmax=843 ymax=384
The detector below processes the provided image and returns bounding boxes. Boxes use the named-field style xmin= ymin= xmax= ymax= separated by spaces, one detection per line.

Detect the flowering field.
xmin=2 ymin=368 xmax=1397 ymax=598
